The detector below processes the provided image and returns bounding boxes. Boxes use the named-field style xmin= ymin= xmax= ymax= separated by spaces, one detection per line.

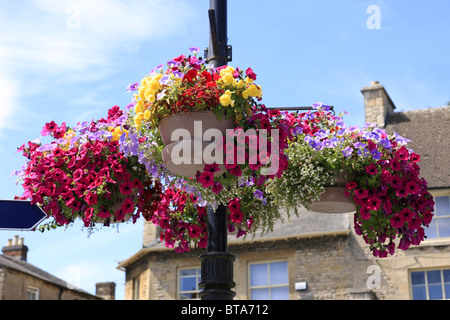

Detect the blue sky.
xmin=0 ymin=0 xmax=448 ymax=299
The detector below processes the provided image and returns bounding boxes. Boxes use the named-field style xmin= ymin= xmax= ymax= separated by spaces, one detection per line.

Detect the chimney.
xmin=96 ymin=282 xmax=116 ymax=300
xmin=2 ymin=235 xmax=29 ymax=261
xmin=143 ymin=220 xmax=161 ymax=247
xmin=361 ymin=81 xmax=396 ymax=127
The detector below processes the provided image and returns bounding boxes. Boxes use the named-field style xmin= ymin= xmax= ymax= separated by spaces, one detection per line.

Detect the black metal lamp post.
xmin=198 ymin=0 xmax=236 ymax=300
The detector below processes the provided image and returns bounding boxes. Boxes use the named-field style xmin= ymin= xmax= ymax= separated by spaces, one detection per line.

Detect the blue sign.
xmin=0 ymin=200 xmax=47 ymax=231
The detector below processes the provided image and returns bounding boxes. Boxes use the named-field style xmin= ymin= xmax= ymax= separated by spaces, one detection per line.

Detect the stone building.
xmin=118 ymin=82 xmax=450 ymax=300
xmin=0 ymin=235 xmax=115 ymax=300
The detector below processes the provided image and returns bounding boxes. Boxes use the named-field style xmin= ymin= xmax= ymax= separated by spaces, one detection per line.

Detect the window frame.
xmin=132 ymin=276 xmax=140 ymax=300
xmin=426 ymin=190 xmax=450 ymax=240
xmin=27 ymin=286 xmax=39 ymax=300
xmin=247 ymin=259 xmax=289 ymax=300
xmin=410 ymin=268 xmax=450 ymax=300
xmin=177 ymin=266 xmax=202 ymax=300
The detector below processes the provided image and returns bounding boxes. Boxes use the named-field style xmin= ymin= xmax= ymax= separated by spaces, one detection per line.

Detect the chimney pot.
xmin=361 ymin=81 xmax=396 ymax=127
xmin=2 ymin=235 xmax=28 ymax=261
xmin=96 ymin=282 xmax=116 ymax=300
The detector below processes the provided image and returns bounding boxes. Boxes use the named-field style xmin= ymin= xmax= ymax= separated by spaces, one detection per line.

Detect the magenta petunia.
xmin=199 ymin=171 xmax=214 ymax=188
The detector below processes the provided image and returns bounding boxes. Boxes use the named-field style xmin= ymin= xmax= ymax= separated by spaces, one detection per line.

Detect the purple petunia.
xmin=254 ymin=189 xmax=264 ymax=199
xmin=126 ymin=82 xmax=139 ymax=92
xmin=342 ymin=146 xmax=353 ymax=157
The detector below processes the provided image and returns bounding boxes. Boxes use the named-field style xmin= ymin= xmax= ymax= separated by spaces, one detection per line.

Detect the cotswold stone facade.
xmin=0 ymin=236 xmax=105 ymax=300
xmin=118 ymin=82 xmax=450 ymax=300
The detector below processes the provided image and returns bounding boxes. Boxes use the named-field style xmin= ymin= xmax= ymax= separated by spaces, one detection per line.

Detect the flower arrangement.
xmin=129 ymin=47 xmax=262 ymax=130
xmin=120 ymin=49 xmax=303 ymax=252
xmin=12 ymin=47 xmax=434 ymax=259
xmin=288 ymin=103 xmax=435 ymax=257
xmin=13 ymin=106 xmax=159 ymax=231
xmin=118 ymin=49 xmax=434 ymax=256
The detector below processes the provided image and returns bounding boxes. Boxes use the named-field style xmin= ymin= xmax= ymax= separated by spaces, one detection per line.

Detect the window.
xmin=410 ymin=269 xmax=450 ymax=300
xmin=132 ymin=276 xmax=140 ymax=300
xmin=27 ymin=287 xmax=39 ymax=300
xmin=249 ymin=260 xmax=289 ymax=300
xmin=178 ymin=267 xmax=201 ymax=300
xmin=426 ymin=195 xmax=450 ymax=239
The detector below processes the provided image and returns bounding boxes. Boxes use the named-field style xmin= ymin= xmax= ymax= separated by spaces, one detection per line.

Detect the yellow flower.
xmin=144 ymin=109 xmax=151 ymax=121
xmin=134 ymin=102 xmax=145 ymax=114
xmin=134 ymin=116 xmax=142 ymax=130
xmin=220 ymin=66 xmax=235 ymax=76
xmin=236 ymin=80 xmax=245 ymax=89
xmin=110 ymin=126 xmax=129 ymax=141
xmin=221 ymin=73 xmax=236 ymax=86
xmin=243 ymin=84 xmax=262 ymax=99
xmin=219 ymin=91 xmax=234 ymax=107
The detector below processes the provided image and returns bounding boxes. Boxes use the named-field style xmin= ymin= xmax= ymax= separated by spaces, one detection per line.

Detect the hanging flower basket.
xmin=158 ymin=110 xmax=234 ymax=178
xmin=12 ymin=106 xmax=157 ymax=231
xmin=13 ymin=48 xmax=434 ymax=259
xmin=116 ymin=49 xmax=435 ymax=257
xmin=310 ymin=170 xmax=356 ymax=213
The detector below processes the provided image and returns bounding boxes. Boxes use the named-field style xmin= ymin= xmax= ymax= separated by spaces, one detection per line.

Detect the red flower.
xmin=245 ymin=67 xmax=257 ymax=80
xmin=229 ymin=165 xmax=242 ymax=177
xmin=395 ymin=146 xmax=410 ymax=161
xmin=227 ymin=198 xmax=241 ymax=214
xmin=390 ymin=214 xmax=405 ymax=228
xmin=119 ymin=180 xmax=134 ymax=195
xmin=41 ymin=121 xmax=58 ymax=136
xmin=183 ymin=69 xmax=198 ymax=83
xmin=411 ymin=152 xmax=421 ymax=163
xmin=365 ymin=164 xmax=378 ymax=175
xmin=354 ymin=189 xmax=369 ymax=199
xmin=121 ymin=198 xmax=135 ymax=214
xmin=188 ymin=225 xmax=202 ymax=238
xmin=230 ymin=210 xmax=244 ymax=224
xmin=97 ymin=206 xmax=111 ymax=218
xmin=53 ymin=123 xmax=67 ymax=139
xmin=203 ymin=163 xmax=220 ymax=174
xmin=199 ymin=172 xmax=214 ymax=188
xmin=381 ymin=168 xmax=392 ymax=184
xmin=211 ymin=182 xmax=223 ymax=194
xmin=367 ymin=196 xmax=381 ymax=211
xmin=84 ymin=192 xmax=98 ymax=206
xmin=345 ymin=181 xmax=357 ymax=190
xmin=399 ymin=208 xmax=414 ymax=223
xmin=360 ymin=204 xmax=371 ymax=220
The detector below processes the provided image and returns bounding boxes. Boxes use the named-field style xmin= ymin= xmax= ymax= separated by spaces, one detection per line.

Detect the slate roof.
xmin=0 ymin=254 xmax=98 ymax=298
xmin=384 ymin=106 xmax=450 ymax=189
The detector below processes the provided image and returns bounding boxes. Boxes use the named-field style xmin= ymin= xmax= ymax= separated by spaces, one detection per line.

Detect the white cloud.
xmin=0 ymin=0 xmax=197 ymax=135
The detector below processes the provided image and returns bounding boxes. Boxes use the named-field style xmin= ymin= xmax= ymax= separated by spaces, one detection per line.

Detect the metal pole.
xmin=199 ymin=0 xmax=236 ymax=300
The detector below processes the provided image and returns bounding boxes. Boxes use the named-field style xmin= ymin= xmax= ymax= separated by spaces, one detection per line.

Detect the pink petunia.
xmin=365 ymin=164 xmax=378 ymax=175
xmin=203 ymin=163 xmax=220 ymax=174
xmin=395 ymin=146 xmax=410 ymax=161
xmin=199 ymin=172 xmax=214 ymax=188
xmin=211 ymin=182 xmax=223 ymax=194
xmin=229 ymin=165 xmax=242 ymax=177
xmin=360 ymin=204 xmax=371 ymax=220
xmin=230 ymin=210 xmax=244 ymax=224
xmin=121 ymin=198 xmax=135 ymax=214
xmin=119 ymin=180 xmax=134 ymax=195
xmin=345 ymin=181 xmax=357 ymax=190
xmin=399 ymin=208 xmax=414 ymax=223
xmin=367 ymin=196 xmax=382 ymax=211
xmin=390 ymin=214 xmax=405 ymax=228
xmin=227 ymin=198 xmax=241 ymax=214
xmin=97 ymin=206 xmax=111 ymax=218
